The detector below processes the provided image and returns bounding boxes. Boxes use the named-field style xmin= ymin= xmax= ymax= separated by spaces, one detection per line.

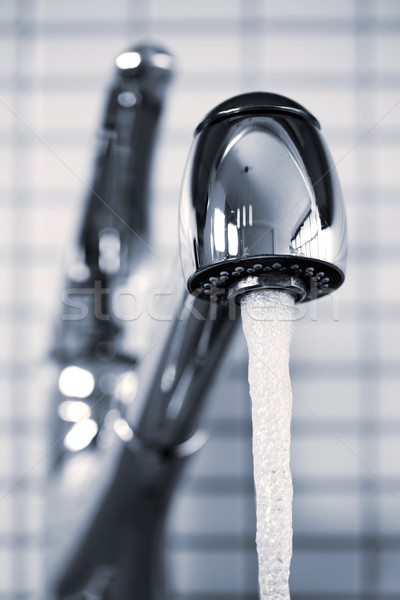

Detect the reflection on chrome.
xmin=113 ymin=418 xmax=134 ymax=442
xmin=57 ymin=400 xmax=91 ymax=423
xmin=58 ymin=366 xmax=95 ymax=399
xmin=64 ymin=419 xmax=99 ymax=452
xmin=114 ymin=372 xmax=138 ymax=405
xmin=115 ymin=51 xmax=141 ymax=70
xmin=98 ymin=228 xmax=121 ymax=275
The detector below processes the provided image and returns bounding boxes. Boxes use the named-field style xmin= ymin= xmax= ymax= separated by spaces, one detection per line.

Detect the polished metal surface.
xmin=54 ymin=43 xmax=174 ymax=363
xmin=79 ymin=42 xmax=174 ymax=281
xmin=51 ymin=43 xmax=173 ymax=465
xmin=180 ymin=92 xmax=347 ymax=303
xmin=130 ymin=284 xmax=238 ymax=450
xmin=50 ymin=44 xmax=177 ymax=599
xmin=51 ymin=85 xmax=347 ymax=600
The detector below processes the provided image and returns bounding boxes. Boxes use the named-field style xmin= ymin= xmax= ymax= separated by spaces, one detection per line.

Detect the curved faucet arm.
xmin=128 ymin=283 xmax=239 ymax=451
xmin=51 ymin=288 xmax=239 ymax=600
xmin=51 ymin=438 xmax=190 ymax=600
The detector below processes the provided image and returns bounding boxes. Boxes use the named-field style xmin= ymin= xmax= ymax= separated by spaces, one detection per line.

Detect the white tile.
xmin=38 ymin=0 xmax=128 ymax=21
xmin=159 ymin=33 xmax=242 ymax=77
xmin=263 ymin=0 xmax=354 ymax=19
xmin=20 ymin=492 xmax=45 ymax=536
xmin=0 ymin=493 xmax=12 ymax=535
xmin=190 ymin=436 xmax=249 ymax=478
xmin=169 ymin=493 xmax=246 ymax=536
xmin=206 ymin=378 xmax=250 ymax=420
xmin=0 ymin=149 xmax=14 ymax=187
xmin=0 ymin=0 xmax=17 ymax=20
xmin=33 ymin=89 xmax=103 ymax=136
xmin=30 ymin=263 xmax=64 ymax=317
xmin=168 ymin=549 xmax=243 ymax=594
xmin=0 ymin=92 xmax=17 ymax=136
xmin=0 ymin=39 xmax=16 ymax=76
xmin=12 ymin=547 xmax=45 ymax=594
xmin=0 ymin=549 xmax=13 ymax=591
xmin=344 ymin=260 xmax=381 ymax=305
xmin=292 ymin=377 xmax=360 ymax=421
xmin=291 ymin=435 xmax=360 ymax=478
xmin=376 ymin=141 xmax=400 ymax=187
xmin=0 ymin=204 xmax=13 ymax=248
xmin=19 ymin=437 xmax=50 ymax=479
xmin=0 ymin=262 xmax=13 ymax=306
xmin=164 ymin=85 xmax=237 ymax=134
xmin=264 ymin=34 xmax=356 ymax=75
xmin=379 ymin=379 xmax=400 ymax=419
xmin=290 ymin=88 xmax=357 ymax=131
xmin=377 ymin=261 xmax=400 ymax=305
xmin=375 ymin=34 xmax=400 ymax=73
xmin=290 ymin=550 xmax=360 ymax=593
xmin=37 ymin=36 xmax=124 ymax=78
xmin=150 ymin=0 xmax=241 ymax=20
xmin=293 ymin=492 xmax=360 ymax=535
xmin=333 ymin=142 xmax=363 ymax=188
xmin=379 ymin=494 xmax=400 ymax=535
xmin=374 ymin=0 xmax=400 ymax=18
xmin=154 ymin=143 xmax=189 ymax=188
xmin=31 ymin=145 xmax=91 ymax=189
xmin=380 ymin=550 xmax=400 ymax=593
xmin=0 ymin=322 xmax=12 ymax=362
xmin=380 ymin=202 xmax=400 ymax=248
xmin=380 ymin=435 xmax=400 ymax=478
xmin=0 ymin=434 xmax=13 ymax=478
xmin=346 ymin=198 xmax=383 ymax=248
xmin=379 ymin=321 xmax=400 ymax=363
xmin=0 ymin=379 xmax=12 ymax=421
xmin=31 ymin=202 xmax=80 ymax=248
xmin=376 ymin=89 xmax=400 ymax=134
xmin=292 ymin=317 xmax=359 ymax=363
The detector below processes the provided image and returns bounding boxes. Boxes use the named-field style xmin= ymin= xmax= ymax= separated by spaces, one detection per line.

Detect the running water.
xmin=241 ymin=289 xmax=296 ymax=600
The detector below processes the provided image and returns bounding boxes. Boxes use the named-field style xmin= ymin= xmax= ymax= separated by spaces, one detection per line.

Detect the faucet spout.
xmin=179 ymin=92 xmax=347 ymax=305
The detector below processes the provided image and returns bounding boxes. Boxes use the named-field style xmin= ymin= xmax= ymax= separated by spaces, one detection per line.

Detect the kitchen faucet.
xmin=49 ymin=43 xmax=347 ymax=600
xmin=50 ymin=43 xmax=174 ymax=465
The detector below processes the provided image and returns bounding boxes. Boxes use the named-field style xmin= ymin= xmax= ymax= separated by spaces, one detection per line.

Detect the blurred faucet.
xmin=50 ymin=44 xmax=173 ymax=464
xmin=50 ymin=47 xmax=347 ymax=600
xmin=54 ymin=43 xmax=174 ymax=360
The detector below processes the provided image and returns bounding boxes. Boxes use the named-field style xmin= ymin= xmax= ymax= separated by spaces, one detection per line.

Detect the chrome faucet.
xmin=50 ymin=43 xmax=173 ymax=464
xmin=180 ymin=92 xmax=347 ymax=305
xmin=49 ymin=47 xmax=347 ymax=600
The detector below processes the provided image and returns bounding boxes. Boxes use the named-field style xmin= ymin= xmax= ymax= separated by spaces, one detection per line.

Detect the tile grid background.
xmin=1 ymin=0 xmax=400 ymax=598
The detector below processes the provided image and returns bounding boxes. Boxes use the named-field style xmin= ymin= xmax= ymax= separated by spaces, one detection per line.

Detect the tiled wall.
xmin=1 ymin=0 xmax=400 ymax=598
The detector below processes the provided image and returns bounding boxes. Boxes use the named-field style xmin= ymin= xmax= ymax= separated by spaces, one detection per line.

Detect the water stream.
xmin=241 ymin=289 xmax=296 ymax=600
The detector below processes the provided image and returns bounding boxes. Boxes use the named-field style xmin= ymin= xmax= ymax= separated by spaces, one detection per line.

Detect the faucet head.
xmin=114 ymin=43 xmax=174 ymax=101
xmin=100 ymin=44 xmax=174 ymax=133
xmin=179 ymin=92 xmax=347 ymax=304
